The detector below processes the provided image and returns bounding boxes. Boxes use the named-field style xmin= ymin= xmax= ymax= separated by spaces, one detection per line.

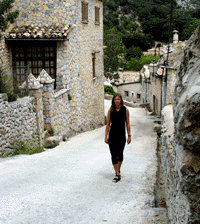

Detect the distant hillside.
xmin=103 ymin=0 xmax=200 ymax=76
xmin=103 ymin=0 xmax=200 ymax=42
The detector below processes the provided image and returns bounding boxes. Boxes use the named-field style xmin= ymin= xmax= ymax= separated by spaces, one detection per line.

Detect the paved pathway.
xmin=0 ymin=100 xmax=168 ymax=223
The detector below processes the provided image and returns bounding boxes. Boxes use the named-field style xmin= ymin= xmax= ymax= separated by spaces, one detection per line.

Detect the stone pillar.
xmin=19 ymin=73 xmax=44 ymax=148
xmin=37 ymin=69 xmax=55 ymax=131
xmin=173 ymin=30 xmax=179 ymax=44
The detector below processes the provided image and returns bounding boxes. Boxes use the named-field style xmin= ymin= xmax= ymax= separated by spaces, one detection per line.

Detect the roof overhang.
xmin=5 ymin=24 xmax=75 ymax=42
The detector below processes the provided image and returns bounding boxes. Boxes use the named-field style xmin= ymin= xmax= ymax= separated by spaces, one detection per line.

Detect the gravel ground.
xmin=0 ymin=100 xmax=167 ymax=224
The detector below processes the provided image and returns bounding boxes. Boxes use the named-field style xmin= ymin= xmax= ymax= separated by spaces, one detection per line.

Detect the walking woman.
xmin=105 ymin=93 xmax=131 ymax=183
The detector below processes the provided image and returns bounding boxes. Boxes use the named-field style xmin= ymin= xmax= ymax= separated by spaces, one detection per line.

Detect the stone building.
xmin=140 ymin=64 xmax=163 ymax=116
xmin=0 ymin=0 xmax=104 ymax=155
xmin=115 ymin=81 xmax=141 ymax=103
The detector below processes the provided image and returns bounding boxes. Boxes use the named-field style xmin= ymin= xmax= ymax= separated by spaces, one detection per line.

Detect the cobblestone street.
xmin=0 ymin=100 xmax=168 ymax=223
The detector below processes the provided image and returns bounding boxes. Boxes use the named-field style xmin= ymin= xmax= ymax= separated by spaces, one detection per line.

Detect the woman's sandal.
xmin=112 ymin=174 xmax=121 ymax=183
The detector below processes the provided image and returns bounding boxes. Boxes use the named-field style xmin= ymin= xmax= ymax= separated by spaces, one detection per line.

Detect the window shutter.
xmin=82 ymin=2 xmax=88 ymax=22
xmin=95 ymin=7 xmax=100 ymax=24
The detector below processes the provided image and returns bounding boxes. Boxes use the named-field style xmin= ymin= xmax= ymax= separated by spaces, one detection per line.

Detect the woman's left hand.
xmin=127 ymin=136 xmax=131 ymax=144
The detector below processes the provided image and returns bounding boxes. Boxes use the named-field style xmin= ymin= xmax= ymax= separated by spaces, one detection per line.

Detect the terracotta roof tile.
xmin=5 ymin=24 xmax=74 ymax=40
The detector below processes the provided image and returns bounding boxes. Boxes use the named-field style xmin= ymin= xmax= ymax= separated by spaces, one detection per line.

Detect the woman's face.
xmin=114 ymin=95 xmax=121 ymax=106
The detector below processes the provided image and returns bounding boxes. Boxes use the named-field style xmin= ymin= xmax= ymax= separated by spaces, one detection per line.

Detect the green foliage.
xmin=103 ymin=0 xmax=199 ymax=45
xmin=13 ymin=140 xmax=44 ymax=155
xmin=0 ymin=0 xmax=19 ymax=37
xmin=182 ymin=18 xmax=200 ymax=40
xmin=104 ymin=27 xmax=126 ymax=74
xmin=125 ymin=54 xmax=159 ymax=71
xmin=48 ymin=128 xmax=54 ymax=136
xmin=104 ymin=85 xmax=116 ymax=95
xmin=63 ymin=135 xmax=66 ymax=141
xmin=125 ymin=46 xmax=143 ymax=61
xmin=0 ymin=70 xmax=17 ymax=102
xmin=122 ymin=32 xmax=153 ymax=51
xmin=68 ymin=94 xmax=72 ymax=101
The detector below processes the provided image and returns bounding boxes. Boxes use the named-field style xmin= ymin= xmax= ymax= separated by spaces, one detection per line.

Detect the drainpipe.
xmin=163 ymin=67 xmax=167 ymax=107
xmin=160 ymin=75 xmax=163 ymax=117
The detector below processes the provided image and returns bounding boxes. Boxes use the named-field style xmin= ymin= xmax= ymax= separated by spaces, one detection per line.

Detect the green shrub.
xmin=125 ymin=54 xmax=159 ymax=71
xmin=104 ymin=85 xmax=116 ymax=95
xmin=0 ymin=70 xmax=17 ymax=102
xmin=13 ymin=140 xmax=44 ymax=155
xmin=48 ymin=128 xmax=54 ymax=136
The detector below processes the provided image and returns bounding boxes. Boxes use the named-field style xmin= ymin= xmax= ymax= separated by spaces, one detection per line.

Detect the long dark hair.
xmin=111 ymin=93 xmax=124 ymax=113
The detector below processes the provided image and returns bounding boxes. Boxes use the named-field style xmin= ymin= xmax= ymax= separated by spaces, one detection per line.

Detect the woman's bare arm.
xmin=105 ymin=108 xmax=111 ymax=144
xmin=126 ymin=108 xmax=131 ymax=144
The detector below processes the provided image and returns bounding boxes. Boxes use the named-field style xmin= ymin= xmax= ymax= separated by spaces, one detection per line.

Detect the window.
xmin=125 ymin=91 xmax=129 ymax=97
xmin=82 ymin=2 xmax=88 ymax=22
xmin=92 ymin=52 xmax=96 ymax=78
xmin=12 ymin=42 xmax=57 ymax=89
xmin=95 ymin=7 xmax=100 ymax=24
xmin=137 ymin=93 xmax=141 ymax=100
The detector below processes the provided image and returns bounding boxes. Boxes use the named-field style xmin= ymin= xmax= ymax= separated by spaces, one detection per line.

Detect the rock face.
xmin=174 ymin=25 xmax=200 ymax=155
xmin=158 ymin=25 xmax=200 ymax=224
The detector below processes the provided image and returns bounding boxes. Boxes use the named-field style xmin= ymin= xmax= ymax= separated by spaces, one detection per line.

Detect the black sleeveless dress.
xmin=109 ymin=106 xmax=126 ymax=147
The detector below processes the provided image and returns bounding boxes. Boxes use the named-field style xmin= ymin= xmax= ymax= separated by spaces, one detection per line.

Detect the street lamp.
xmin=148 ymin=59 xmax=159 ymax=76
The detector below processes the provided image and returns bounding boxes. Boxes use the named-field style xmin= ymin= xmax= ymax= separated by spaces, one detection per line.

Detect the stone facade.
xmin=116 ymin=81 xmax=141 ymax=103
xmin=158 ymin=105 xmax=200 ymax=224
xmin=0 ymin=0 xmax=104 ymax=151
xmin=0 ymin=94 xmax=39 ymax=157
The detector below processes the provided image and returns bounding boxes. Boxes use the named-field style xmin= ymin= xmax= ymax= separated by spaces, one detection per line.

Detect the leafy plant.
xmin=48 ymin=128 xmax=54 ymax=136
xmin=0 ymin=0 xmax=19 ymax=37
xmin=68 ymin=94 xmax=72 ymax=101
xmin=125 ymin=54 xmax=159 ymax=71
xmin=104 ymin=85 xmax=116 ymax=95
xmin=13 ymin=140 xmax=44 ymax=155
xmin=0 ymin=70 xmax=17 ymax=102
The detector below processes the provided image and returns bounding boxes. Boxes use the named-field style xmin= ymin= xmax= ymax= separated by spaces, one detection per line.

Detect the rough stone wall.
xmin=59 ymin=0 xmax=104 ymax=132
xmin=174 ymin=25 xmax=200 ymax=155
xmin=52 ymin=89 xmax=72 ymax=137
xmin=0 ymin=37 xmax=13 ymax=90
xmin=11 ymin=0 xmax=77 ymax=27
xmin=158 ymin=25 xmax=200 ymax=224
xmin=0 ymin=94 xmax=39 ymax=157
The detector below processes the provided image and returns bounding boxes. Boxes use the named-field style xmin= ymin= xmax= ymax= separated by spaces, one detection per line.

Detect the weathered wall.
xmin=158 ymin=25 xmax=200 ymax=224
xmin=116 ymin=82 xmax=140 ymax=103
xmin=0 ymin=37 xmax=13 ymax=91
xmin=174 ymin=25 xmax=200 ymax=155
xmin=159 ymin=105 xmax=200 ymax=224
xmin=0 ymin=94 xmax=39 ymax=157
xmin=65 ymin=0 xmax=104 ymax=132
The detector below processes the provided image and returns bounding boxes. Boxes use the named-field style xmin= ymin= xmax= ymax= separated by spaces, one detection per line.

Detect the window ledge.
xmin=95 ymin=22 xmax=100 ymax=25
xmin=82 ymin=21 xmax=89 ymax=24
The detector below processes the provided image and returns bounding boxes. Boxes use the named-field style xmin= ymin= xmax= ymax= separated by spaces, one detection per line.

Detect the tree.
xmin=182 ymin=18 xmax=200 ymax=40
xmin=125 ymin=46 xmax=143 ymax=61
xmin=0 ymin=0 xmax=19 ymax=37
xmin=104 ymin=27 xmax=126 ymax=77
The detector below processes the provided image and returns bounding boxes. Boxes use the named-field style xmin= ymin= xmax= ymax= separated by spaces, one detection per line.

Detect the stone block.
xmin=44 ymin=135 xmax=62 ymax=148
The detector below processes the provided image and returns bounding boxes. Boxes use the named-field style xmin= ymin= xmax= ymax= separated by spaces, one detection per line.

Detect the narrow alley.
xmin=0 ymin=100 xmax=167 ymax=224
